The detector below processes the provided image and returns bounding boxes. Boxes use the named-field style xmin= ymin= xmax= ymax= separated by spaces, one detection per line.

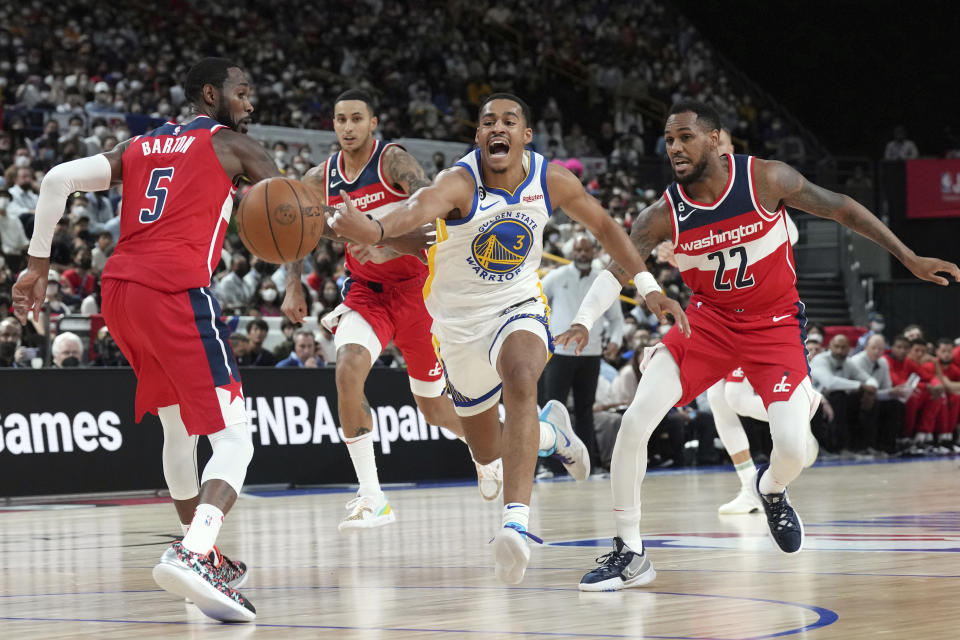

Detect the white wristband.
xmin=634 ymin=271 xmax=661 ymax=298
xmin=571 ymin=269 xmax=622 ymax=332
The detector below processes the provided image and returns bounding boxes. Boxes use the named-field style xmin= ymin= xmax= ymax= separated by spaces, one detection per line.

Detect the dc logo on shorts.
xmin=470 ymin=219 xmax=533 ymax=276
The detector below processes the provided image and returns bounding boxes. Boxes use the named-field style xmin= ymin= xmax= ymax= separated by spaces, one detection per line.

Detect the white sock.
xmin=614 ymin=506 xmax=644 ymax=551
xmin=734 ymin=459 xmax=757 ymax=489
xmin=180 ymin=523 xmax=190 ymax=536
xmin=346 ymin=432 xmax=381 ymax=497
xmin=502 ymin=503 xmax=529 ymax=530
xmin=181 ymin=504 xmax=223 ymax=555
xmin=538 ymin=421 xmax=556 ymax=452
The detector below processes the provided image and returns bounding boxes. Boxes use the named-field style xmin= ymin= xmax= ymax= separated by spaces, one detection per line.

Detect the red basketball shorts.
xmin=102 ymin=279 xmax=245 ymax=436
xmin=660 ymin=298 xmax=811 ymax=408
xmin=339 ymin=276 xmax=443 ymax=386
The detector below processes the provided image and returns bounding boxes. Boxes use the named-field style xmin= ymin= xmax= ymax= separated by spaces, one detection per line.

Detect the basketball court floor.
xmin=2 ymin=457 xmax=959 ymax=639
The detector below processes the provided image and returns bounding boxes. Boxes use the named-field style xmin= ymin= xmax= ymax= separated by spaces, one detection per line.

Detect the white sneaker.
xmin=539 ymin=400 xmax=590 ymax=480
xmin=804 ymin=430 xmax=820 ymax=468
xmin=475 ymin=458 xmax=503 ymax=501
xmin=338 ymin=493 xmax=395 ymax=532
xmin=493 ymin=526 xmax=531 ymax=585
xmin=718 ymin=486 xmax=763 ymax=515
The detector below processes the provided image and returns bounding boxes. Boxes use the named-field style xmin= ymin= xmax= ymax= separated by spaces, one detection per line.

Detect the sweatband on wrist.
xmin=634 ymin=271 xmax=661 ymax=298
xmin=571 ymin=269 xmax=622 ymax=331
xmin=29 ymin=154 xmax=112 ymax=258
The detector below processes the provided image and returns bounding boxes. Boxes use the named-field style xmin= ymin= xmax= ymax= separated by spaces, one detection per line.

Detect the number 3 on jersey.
xmin=706 ymin=246 xmax=755 ymax=290
xmin=139 ymin=167 xmax=175 ymax=223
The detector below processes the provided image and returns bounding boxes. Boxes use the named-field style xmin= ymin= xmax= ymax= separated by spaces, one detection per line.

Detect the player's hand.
xmin=348 ymin=242 xmax=398 ymax=265
xmin=905 ymin=255 xmax=960 ymax=286
xmin=603 ymin=341 xmax=620 ymax=360
xmin=11 ymin=256 xmax=50 ymax=325
xmin=326 ymin=191 xmax=381 ymax=244
xmin=555 ymin=323 xmax=590 ymax=355
xmin=645 ymin=290 xmax=690 ymax=338
xmin=281 ymin=286 xmax=308 ymax=324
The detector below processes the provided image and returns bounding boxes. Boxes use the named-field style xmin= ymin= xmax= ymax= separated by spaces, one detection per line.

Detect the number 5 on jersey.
xmin=140 ymin=167 xmax=175 ymax=223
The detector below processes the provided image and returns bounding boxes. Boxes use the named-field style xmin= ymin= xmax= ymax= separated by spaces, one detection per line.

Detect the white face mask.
xmin=71 ymin=204 xmax=88 ymax=216
xmin=46 ymin=284 xmax=59 ymax=297
xmin=93 ymin=125 xmax=107 ymax=138
xmin=274 ymin=150 xmax=287 ymax=163
xmin=261 ymin=288 xmax=278 ymax=302
xmin=14 ymin=155 xmax=30 ymax=168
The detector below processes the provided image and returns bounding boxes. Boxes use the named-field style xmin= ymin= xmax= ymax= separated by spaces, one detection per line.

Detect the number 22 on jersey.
xmin=139 ymin=167 xmax=175 ymax=223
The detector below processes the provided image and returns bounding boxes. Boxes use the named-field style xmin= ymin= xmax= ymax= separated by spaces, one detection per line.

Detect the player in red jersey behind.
xmin=559 ymin=100 xmax=959 ymax=591
xmin=283 ymin=89 xmax=502 ymax=531
xmin=13 ymin=58 xmax=285 ymax=622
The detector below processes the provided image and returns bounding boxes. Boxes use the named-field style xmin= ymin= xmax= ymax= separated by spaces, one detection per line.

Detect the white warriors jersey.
xmin=423 ymin=148 xmax=552 ymax=342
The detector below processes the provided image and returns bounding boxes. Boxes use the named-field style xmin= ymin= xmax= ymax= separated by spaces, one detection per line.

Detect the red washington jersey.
xmin=664 ymin=154 xmax=799 ymax=314
xmin=322 ymin=140 xmax=426 ymax=286
xmin=103 ymin=116 xmax=236 ymax=292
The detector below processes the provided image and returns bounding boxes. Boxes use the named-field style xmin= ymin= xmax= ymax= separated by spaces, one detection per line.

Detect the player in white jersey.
xmin=328 ymin=93 xmax=669 ymax=584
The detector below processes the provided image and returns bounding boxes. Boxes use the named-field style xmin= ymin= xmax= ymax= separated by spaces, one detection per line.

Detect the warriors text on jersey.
xmin=103 ymin=116 xmax=236 ymax=292
xmin=664 ymin=154 xmax=799 ymax=314
xmin=322 ymin=140 xmax=425 ymax=286
xmin=424 ymin=148 xmax=552 ymax=342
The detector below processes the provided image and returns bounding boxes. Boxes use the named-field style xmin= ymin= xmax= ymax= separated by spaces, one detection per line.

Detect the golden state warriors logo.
xmin=471 ymin=219 xmax=533 ymax=275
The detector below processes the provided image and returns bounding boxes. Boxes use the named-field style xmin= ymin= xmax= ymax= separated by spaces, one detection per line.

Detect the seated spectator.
xmin=884 ymin=125 xmax=919 ymax=160
xmin=91 ymin=327 xmax=128 ymax=367
xmin=62 ymin=246 xmax=96 ymax=298
xmin=810 ymin=334 xmax=877 ymax=452
xmin=922 ymin=338 xmax=960 ymax=453
xmin=242 ymin=318 xmax=277 ymax=367
xmin=272 ymin=317 xmax=298 ymax=360
xmin=91 ymin=231 xmax=114 ymax=274
xmin=0 ymin=188 xmax=29 ymax=272
xmin=51 ymin=331 xmax=84 ymax=368
xmin=276 ymin=328 xmax=322 ymax=368
xmin=251 ymin=280 xmax=283 ymax=317
xmin=887 ymin=337 xmax=943 ymax=453
xmin=214 ymin=255 xmax=257 ymax=313
xmin=848 ymin=335 xmax=909 ymax=453
xmin=0 ymin=317 xmax=26 ymax=367
xmin=229 ymin=332 xmax=251 ymax=364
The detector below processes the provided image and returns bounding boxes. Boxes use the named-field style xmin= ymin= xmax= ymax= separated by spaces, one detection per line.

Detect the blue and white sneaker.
xmin=753 ymin=464 xmax=804 ymax=553
xmin=579 ymin=537 xmax=656 ymax=591
xmin=493 ymin=523 xmax=542 ymax=585
xmin=538 ymin=400 xmax=590 ymax=480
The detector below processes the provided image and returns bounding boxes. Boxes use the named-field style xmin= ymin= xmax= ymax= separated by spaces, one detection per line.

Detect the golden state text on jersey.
xmin=423 ymin=148 xmax=552 ymax=342
xmin=664 ymin=154 xmax=799 ymax=314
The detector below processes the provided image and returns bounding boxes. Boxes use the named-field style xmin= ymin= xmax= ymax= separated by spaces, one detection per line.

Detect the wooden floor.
xmin=3 ymin=458 xmax=960 ymax=639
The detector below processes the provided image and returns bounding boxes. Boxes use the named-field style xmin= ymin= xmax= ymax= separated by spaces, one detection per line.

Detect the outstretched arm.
xmin=552 ymin=171 xmax=689 ymax=354
xmin=759 ymin=159 xmax=960 ymax=285
xmin=12 ymin=143 xmax=128 ymax=323
xmin=328 ymin=167 xmax=473 ymax=245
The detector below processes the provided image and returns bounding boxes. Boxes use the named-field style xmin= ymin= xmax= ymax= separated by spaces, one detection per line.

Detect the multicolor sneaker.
xmin=475 ymin=458 xmax=503 ymax=502
xmin=718 ymin=485 xmax=763 ymax=515
xmin=538 ymin=400 xmax=590 ymax=480
xmin=579 ymin=537 xmax=656 ymax=591
xmin=209 ymin=546 xmax=248 ymax=589
xmin=338 ymin=492 xmax=395 ymax=532
xmin=493 ymin=523 xmax=542 ymax=584
xmin=753 ymin=463 xmax=804 ymax=554
xmin=152 ymin=541 xmax=256 ymax=622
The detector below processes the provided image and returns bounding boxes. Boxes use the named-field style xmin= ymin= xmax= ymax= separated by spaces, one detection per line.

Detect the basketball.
xmin=237 ymin=177 xmax=326 ymax=264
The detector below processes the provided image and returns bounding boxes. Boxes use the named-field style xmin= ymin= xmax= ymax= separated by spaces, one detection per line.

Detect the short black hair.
xmin=937 ymin=337 xmax=954 ymax=348
xmin=666 ymin=100 xmax=722 ymax=133
xmin=246 ymin=318 xmax=268 ymax=333
xmin=184 ymin=57 xmax=238 ymax=105
xmin=334 ymin=88 xmax=376 ymax=116
xmin=478 ymin=93 xmax=532 ymax=127
xmin=892 ymin=334 xmax=910 ymax=345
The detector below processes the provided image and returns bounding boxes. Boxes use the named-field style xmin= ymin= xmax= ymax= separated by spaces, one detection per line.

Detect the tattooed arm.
xmin=606 ymin=197 xmax=674 ymax=285
xmin=381 ymin=145 xmax=432 ymax=195
xmin=758 ymin=159 xmax=959 ymax=286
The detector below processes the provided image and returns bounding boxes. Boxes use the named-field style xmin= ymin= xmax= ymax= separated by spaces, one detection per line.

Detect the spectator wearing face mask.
xmin=213 ymin=254 xmax=258 ymax=313
xmin=62 ymin=246 xmax=96 ymax=298
xmin=251 ymin=280 xmax=282 ymax=317
xmin=85 ymin=81 xmax=114 ymax=114
xmin=51 ymin=331 xmax=84 ymax=368
xmin=0 ymin=187 xmax=30 ymax=272
xmin=8 ymin=167 xmax=39 ymax=221
xmin=91 ymin=326 xmax=127 ymax=367
xmin=91 ymin=231 xmax=114 ymax=274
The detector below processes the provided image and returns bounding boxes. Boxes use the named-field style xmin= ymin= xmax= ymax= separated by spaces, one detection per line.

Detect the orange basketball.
xmin=237 ymin=177 xmax=326 ymax=264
